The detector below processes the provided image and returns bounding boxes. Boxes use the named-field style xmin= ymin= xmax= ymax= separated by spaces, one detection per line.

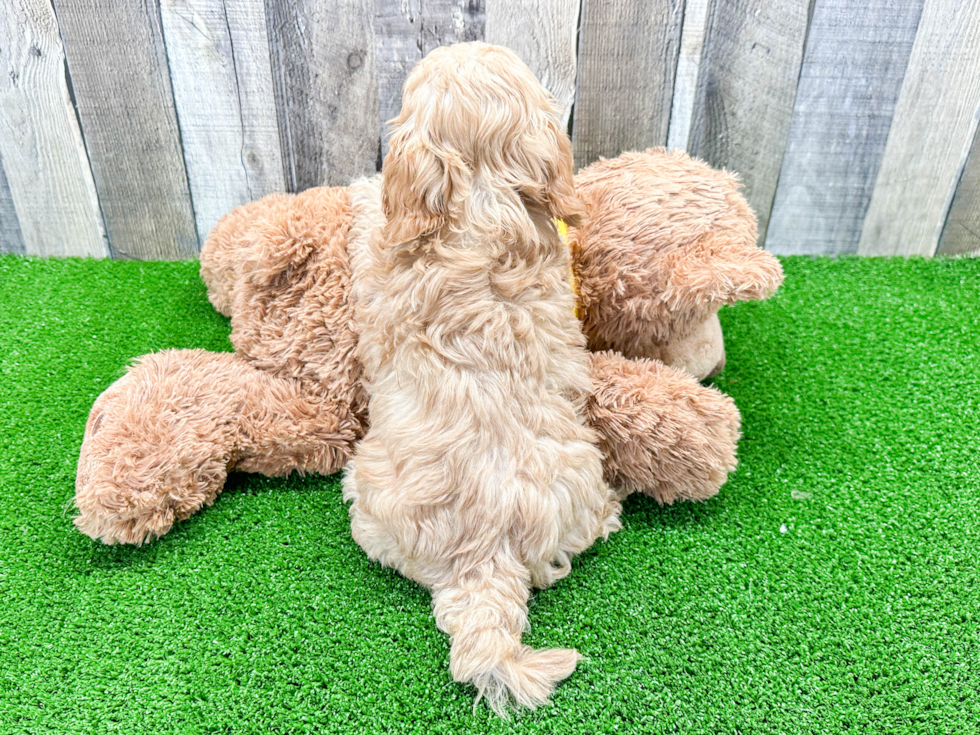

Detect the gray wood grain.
xmin=421 ymin=0 xmax=484 ymax=52
xmin=765 ymin=0 xmax=925 ymax=255
xmin=666 ymin=0 xmax=708 ymax=152
xmin=160 ymin=0 xmax=285 ymax=245
xmin=688 ymin=0 xmax=811 ymax=244
xmin=485 ymin=0 xmax=577 ymax=124
xmin=374 ymin=0 xmax=484 ymax=156
xmin=52 ymin=0 xmax=198 ymax=259
xmin=938 ymin=124 xmax=980 ymax=256
xmin=0 ymin=151 xmax=25 ymax=255
xmin=859 ymin=0 xmax=980 ymax=256
xmin=266 ymin=0 xmax=379 ymax=190
xmin=0 ymin=0 xmax=107 ymax=257
xmin=572 ymin=0 xmax=685 ymax=168
xmin=374 ymin=0 xmax=422 ymax=157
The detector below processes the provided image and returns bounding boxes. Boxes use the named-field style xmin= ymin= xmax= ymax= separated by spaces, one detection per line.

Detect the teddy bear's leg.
xmin=74 ymin=349 xmax=362 ymax=545
xmin=585 ymin=351 xmax=741 ymax=503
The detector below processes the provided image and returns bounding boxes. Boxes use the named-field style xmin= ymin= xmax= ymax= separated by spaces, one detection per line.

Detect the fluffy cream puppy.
xmin=342 ymin=43 xmax=622 ymax=714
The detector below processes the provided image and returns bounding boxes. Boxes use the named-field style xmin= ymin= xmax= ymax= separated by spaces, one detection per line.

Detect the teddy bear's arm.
xmin=74 ymin=349 xmax=361 ymax=545
xmin=586 ymin=351 xmax=740 ymax=504
xmin=72 ymin=346 xmax=738 ymax=544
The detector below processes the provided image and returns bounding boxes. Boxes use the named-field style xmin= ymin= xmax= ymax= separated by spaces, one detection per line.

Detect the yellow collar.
xmin=555 ymin=219 xmax=583 ymax=320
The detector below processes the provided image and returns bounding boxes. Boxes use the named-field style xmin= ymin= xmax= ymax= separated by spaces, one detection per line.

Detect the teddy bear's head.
xmin=569 ymin=148 xmax=784 ymax=380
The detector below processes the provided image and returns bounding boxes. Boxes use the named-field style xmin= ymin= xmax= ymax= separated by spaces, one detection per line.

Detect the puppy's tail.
xmin=432 ymin=554 xmax=580 ymax=717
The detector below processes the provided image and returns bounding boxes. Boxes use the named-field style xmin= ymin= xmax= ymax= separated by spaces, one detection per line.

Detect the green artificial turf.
xmin=0 ymin=255 xmax=978 ymax=734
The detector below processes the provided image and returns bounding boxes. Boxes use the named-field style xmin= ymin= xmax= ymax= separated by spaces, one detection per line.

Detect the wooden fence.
xmin=1 ymin=0 xmax=979 ymax=260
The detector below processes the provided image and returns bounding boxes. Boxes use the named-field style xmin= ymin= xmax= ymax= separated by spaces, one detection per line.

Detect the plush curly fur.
xmin=74 ymin=349 xmax=351 ymax=544
xmin=71 ymin=40 xmax=783 ymax=710
xmin=340 ymin=44 xmax=621 ymax=714
xmin=73 ymin=150 xmax=758 ymax=544
xmin=70 ymin=53 xmax=781 ymax=719
xmin=73 ymin=346 xmax=740 ymax=546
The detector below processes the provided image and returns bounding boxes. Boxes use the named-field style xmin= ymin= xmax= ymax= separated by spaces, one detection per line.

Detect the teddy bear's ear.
xmin=659 ymin=234 xmax=785 ymax=317
xmin=381 ymin=131 xmax=470 ymax=245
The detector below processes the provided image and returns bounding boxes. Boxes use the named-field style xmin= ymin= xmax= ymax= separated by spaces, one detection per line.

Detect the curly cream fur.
xmin=341 ymin=45 xmax=620 ymax=715
xmin=73 ymin=147 xmax=758 ymax=546
xmin=69 ymin=63 xmax=765 ymax=712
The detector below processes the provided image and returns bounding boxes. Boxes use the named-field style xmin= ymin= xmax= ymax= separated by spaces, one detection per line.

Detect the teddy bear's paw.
xmin=73 ymin=351 xmax=238 ymax=545
xmin=587 ymin=351 xmax=741 ymax=504
xmin=73 ymin=483 xmax=182 ymax=546
xmin=73 ymin=446 xmax=229 ymax=546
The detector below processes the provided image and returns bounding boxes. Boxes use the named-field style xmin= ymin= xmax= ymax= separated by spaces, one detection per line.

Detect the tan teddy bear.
xmin=73 ymin=148 xmax=782 ymax=545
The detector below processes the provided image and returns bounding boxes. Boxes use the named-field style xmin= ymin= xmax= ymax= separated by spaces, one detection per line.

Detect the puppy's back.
xmin=343 ymin=43 xmax=619 ymax=715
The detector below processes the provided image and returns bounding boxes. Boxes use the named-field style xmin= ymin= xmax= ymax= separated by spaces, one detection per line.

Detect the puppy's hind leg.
xmin=432 ymin=552 xmax=580 ymax=716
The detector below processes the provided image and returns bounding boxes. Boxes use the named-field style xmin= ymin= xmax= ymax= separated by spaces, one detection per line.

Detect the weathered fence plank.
xmin=666 ymin=0 xmax=708 ymax=152
xmin=859 ymin=0 xmax=980 ymax=256
xmin=52 ymin=0 xmax=198 ymax=259
xmin=374 ymin=0 xmax=484 ymax=155
xmin=0 ymin=0 xmax=975 ymax=262
xmin=266 ymin=0 xmax=379 ymax=190
xmin=688 ymin=0 xmax=811 ymax=244
xmin=419 ymin=0 xmax=484 ymax=52
xmin=486 ymin=0 xmax=577 ymax=124
xmin=572 ymin=0 xmax=684 ymax=168
xmin=0 ymin=0 xmax=106 ymax=257
xmin=938 ymin=126 xmax=980 ymax=256
xmin=765 ymin=0 xmax=924 ymax=255
xmin=160 ymin=0 xmax=285 ymax=245
xmin=0 ymin=153 xmax=25 ymax=255
xmin=373 ymin=0 xmax=422 ymax=155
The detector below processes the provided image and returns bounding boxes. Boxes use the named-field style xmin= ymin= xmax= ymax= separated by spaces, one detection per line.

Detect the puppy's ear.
xmin=382 ymin=133 xmax=469 ymax=244
xmin=517 ymin=115 xmax=587 ymax=228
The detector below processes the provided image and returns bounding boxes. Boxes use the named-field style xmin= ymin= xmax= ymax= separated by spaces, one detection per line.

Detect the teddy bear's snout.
xmin=707 ymin=353 xmax=726 ymax=379
xmin=655 ymin=312 xmax=727 ymax=381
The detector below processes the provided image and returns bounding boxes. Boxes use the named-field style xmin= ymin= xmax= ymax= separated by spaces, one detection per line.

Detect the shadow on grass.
xmin=620 ymin=491 xmax=723 ymax=532
xmin=69 ymin=467 xmax=727 ymax=616
xmin=71 ymin=470 xmax=345 ymax=571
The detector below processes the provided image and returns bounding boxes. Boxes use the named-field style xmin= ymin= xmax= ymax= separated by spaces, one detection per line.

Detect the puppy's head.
xmin=382 ymin=43 xmax=584 ymax=244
